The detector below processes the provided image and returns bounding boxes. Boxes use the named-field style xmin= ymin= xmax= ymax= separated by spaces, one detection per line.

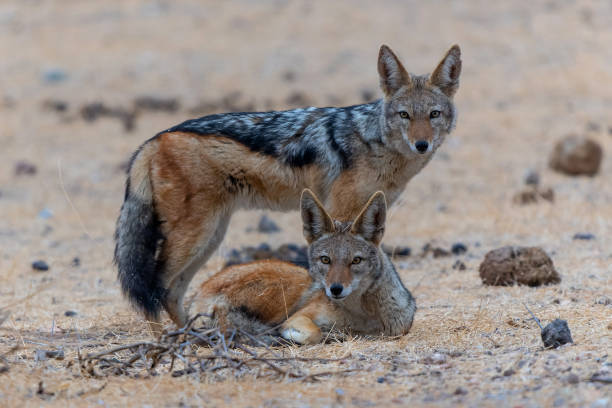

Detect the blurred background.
xmin=1 ymin=0 xmax=610 ymax=292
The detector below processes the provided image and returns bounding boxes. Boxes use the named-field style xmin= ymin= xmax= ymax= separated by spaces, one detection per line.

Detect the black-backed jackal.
xmin=114 ymin=45 xmax=460 ymax=329
xmin=193 ymin=189 xmax=416 ymax=344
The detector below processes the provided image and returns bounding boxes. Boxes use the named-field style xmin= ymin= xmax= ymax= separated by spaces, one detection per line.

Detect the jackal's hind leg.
xmin=162 ymin=213 xmax=231 ymax=328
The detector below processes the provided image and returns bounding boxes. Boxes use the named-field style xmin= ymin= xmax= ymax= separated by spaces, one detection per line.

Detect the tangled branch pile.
xmin=79 ymin=314 xmax=357 ymax=381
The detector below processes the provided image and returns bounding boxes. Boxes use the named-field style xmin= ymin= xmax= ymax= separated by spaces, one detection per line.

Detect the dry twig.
xmin=79 ymin=314 xmax=357 ymax=381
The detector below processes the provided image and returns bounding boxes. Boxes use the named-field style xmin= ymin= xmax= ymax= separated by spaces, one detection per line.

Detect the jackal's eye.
xmin=320 ymin=256 xmax=330 ymax=264
xmin=352 ymin=257 xmax=362 ymax=265
xmin=398 ymin=111 xmax=410 ymax=119
xmin=430 ymin=110 xmax=440 ymax=118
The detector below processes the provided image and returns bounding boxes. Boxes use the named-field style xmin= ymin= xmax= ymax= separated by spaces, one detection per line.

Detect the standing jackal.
xmin=193 ymin=189 xmax=416 ymax=344
xmin=114 ymin=45 xmax=461 ymax=329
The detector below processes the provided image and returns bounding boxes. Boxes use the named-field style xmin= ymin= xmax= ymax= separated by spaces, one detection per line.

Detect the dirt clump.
xmin=549 ymin=135 xmax=603 ymax=176
xmin=513 ymin=186 xmax=554 ymax=205
xmin=479 ymin=246 xmax=560 ymax=286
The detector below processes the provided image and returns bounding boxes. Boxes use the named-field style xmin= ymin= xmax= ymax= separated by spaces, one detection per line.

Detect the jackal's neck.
xmin=353 ymin=99 xmax=385 ymax=145
xmin=362 ymin=253 xmax=412 ymax=313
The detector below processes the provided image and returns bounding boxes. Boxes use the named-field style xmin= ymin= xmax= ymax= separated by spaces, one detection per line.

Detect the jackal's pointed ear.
xmin=351 ymin=191 xmax=386 ymax=246
xmin=429 ymin=45 xmax=462 ymax=97
xmin=378 ymin=45 xmax=411 ymax=97
xmin=301 ymin=189 xmax=335 ymax=243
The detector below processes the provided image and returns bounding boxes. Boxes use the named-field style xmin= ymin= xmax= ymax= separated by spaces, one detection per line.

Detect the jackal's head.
xmin=301 ymin=189 xmax=386 ymax=301
xmin=378 ymin=45 xmax=461 ymax=155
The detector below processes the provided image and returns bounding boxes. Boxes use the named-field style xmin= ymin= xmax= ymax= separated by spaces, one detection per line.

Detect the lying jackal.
xmin=115 ymin=45 xmax=460 ymax=328
xmin=192 ymin=189 xmax=416 ymax=344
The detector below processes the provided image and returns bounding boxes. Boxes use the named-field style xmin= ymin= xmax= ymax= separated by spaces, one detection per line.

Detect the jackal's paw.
xmin=280 ymin=316 xmax=322 ymax=345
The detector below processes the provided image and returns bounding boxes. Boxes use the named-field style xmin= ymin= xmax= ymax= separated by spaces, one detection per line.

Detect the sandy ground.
xmin=1 ymin=0 xmax=611 ymax=407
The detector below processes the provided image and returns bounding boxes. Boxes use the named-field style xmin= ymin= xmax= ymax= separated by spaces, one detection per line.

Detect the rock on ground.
xmin=549 ymin=135 xmax=603 ymax=176
xmin=479 ymin=246 xmax=560 ymax=286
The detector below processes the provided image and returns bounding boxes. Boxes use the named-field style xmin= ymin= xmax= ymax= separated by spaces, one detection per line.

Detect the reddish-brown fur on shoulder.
xmin=199 ymin=260 xmax=312 ymax=324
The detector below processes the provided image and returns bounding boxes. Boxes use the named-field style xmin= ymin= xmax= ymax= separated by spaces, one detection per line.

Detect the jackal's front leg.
xmin=280 ymin=292 xmax=339 ymax=345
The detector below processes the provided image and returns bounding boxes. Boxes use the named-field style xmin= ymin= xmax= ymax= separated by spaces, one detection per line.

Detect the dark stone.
xmin=31 ymin=260 xmax=49 ymax=271
xmin=541 ymin=319 xmax=573 ymax=348
xmin=451 ymin=243 xmax=468 ymax=255
xmin=549 ymin=135 xmax=603 ymax=176
xmin=453 ymin=387 xmax=468 ymax=395
xmin=282 ymin=71 xmax=296 ymax=82
xmin=257 ymin=242 xmax=271 ymax=252
xmin=71 ymin=257 xmax=81 ymax=267
xmin=566 ymin=373 xmax=580 ymax=384
xmin=595 ymin=296 xmax=611 ymax=306
xmin=376 ymin=377 xmax=385 ymax=383
xmin=64 ymin=310 xmax=78 ymax=317
xmin=41 ymin=99 xmax=68 ymax=112
xmin=382 ymin=245 xmax=411 ymax=258
xmin=80 ymin=102 xmax=137 ymax=132
xmin=503 ymin=368 xmax=515 ymax=377
xmin=524 ymin=170 xmax=540 ymax=186
xmin=15 ymin=160 xmax=37 ymax=176
xmin=35 ymin=349 xmax=64 ymax=361
xmin=573 ymin=233 xmax=595 ymax=240
xmin=479 ymin=246 xmax=560 ymax=286
xmin=360 ymin=89 xmax=376 ymax=102
xmin=452 ymin=260 xmax=466 ymax=271
xmin=257 ymin=214 xmax=281 ymax=233
xmin=133 ymin=96 xmax=180 ymax=113
xmin=432 ymin=248 xmax=451 ymax=258
xmin=42 ymin=68 xmax=68 ymax=84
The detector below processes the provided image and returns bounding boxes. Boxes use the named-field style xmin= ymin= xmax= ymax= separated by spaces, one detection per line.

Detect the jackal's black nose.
xmin=415 ymin=140 xmax=429 ymax=153
xmin=330 ymin=283 xmax=343 ymax=297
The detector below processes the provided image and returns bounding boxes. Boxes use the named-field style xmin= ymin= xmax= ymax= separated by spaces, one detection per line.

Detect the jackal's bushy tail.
xmin=114 ymin=147 xmax=166 ymax=319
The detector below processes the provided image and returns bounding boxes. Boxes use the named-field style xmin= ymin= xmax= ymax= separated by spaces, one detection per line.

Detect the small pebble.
xmin=566 ymin=373 xmax=580 ymax=384
xmin=38 ymin=208 xmax=53 ymax=220
xmin=257 ymin=242 xmax=271 ymax=251
xmin=42 ymin=68 xmax=68 ymax=84
xmin=573 ymin=233 xmax=595 ymax=240
xmin=452 ymin=260 xmax=466 ymax=271
xmin=15 ymin=160 xmax=38 ymax=176
xmin=32 ymin=260 xmax=49 ymax=271
xmin=35 ymin=349 xmax=64 ymax=361
xmin=41 ymin=99 xmax=68 ymax=112
xmin=595 ymin=296 xmax=611 ymax=306
xmin=453 ymin=387 xmax=468 ymax=396
xmin=257 ymin=214 xmax=280 ymax=233
xmin=420 ymin=353 xmax=447 ymax=365
xmin=432 ymin=248 xmax=451 ymax=258
xmin=503 ymin=368 xmax=515 ymax=377
xmin=71 ymin=257 xmax=81 ymax=267
xmin=382 ymin=245 xmax=411 ymax=258
xmin=524 ymin=170 xmax=540 ymax=186
xmin=451 ymin=243 xmax=467 ymax=255
xmin=64 ymin=310 xmax=78 ymax=317
xmin=542 ymin=319 xmax=573 ymax=348
xmin=376 ymin=377 xmax=385 ymax=383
